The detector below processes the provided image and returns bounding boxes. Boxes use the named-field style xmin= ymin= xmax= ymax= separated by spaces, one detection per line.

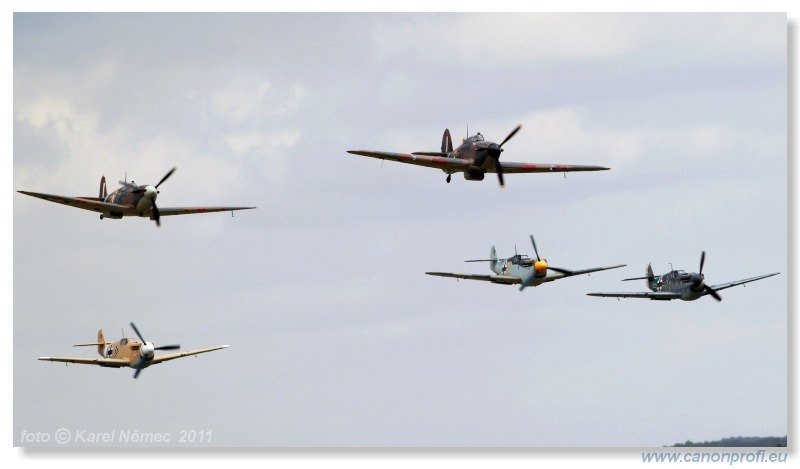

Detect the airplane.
xmin=18 ymin=166 xmax=255 ymax=226
xmin=38 ymin=322 xmax=229 ymax=379
xmin=586 ymin=252 xmax=779 ymax=301
xmin=426 ymin=235 xmax=626 ymax=291
xmin=347 ymin=124 xmax=610 ymax=187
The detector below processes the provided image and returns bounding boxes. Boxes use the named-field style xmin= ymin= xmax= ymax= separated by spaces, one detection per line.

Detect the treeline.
xmin=672 ymin=436 xmax=787 ymax=447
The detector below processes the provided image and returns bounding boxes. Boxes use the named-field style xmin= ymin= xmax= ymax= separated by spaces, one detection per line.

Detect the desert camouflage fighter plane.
xmin=587 ymin=252 xmax=779 ymax=301
xmin=18 ymin=167 xmax=255 ymax=226
xmin=38 ymin=322 xmax=229 ymax=379
xmin=426 ymin=235 xmax=626 ymax=291
xmin=347 ymin=124 xmax=610 ymax=187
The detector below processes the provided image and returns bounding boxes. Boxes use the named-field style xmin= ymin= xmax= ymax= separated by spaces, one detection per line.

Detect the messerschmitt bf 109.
xmin=426 ymin=235 xmax=625 ymax=291
xmin=38 ymin=322 xmax=229 ymax=379
xmin=586 ymin=252 xmax=779 ymax=301
xmin=347 ymin=125 xmax=610 ymax=187
xmin=18 ymin=167 xmax=255 ymax=226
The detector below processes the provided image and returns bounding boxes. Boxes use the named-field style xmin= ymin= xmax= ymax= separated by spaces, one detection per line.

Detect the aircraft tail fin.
xmin=442 ymin=129 xmax=453 ymax=154
xmin=99 ymin=175 xmax=108 ymax=199
xmin=97 ymin=329 xmax=105 ymax=355
xmin=490 ymin=245 xmax=497 ymax=261
xmin=645 ymin=263 xmax=655 ymax=290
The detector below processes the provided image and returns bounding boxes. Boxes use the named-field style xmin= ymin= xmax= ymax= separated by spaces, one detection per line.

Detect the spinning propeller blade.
xmin=492 ymin=124 xmax=521 ymax=188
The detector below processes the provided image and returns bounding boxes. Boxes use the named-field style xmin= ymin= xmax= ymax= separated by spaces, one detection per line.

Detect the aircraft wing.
xmin=156 ymin=207 xmax=255 ymax=216
xmin=497 ymin=162 xmax=610 ymax=173
xmin=585 ymin=291 xmax=682 ymax=300
xmin=426 ymin=272 xmax=520 ymax=285
xmin=150 ymin=345 xmax=230 ymax=364
xmin=347 ymin=151 xmax=471 ymax=170
xmin=17 ymin=191 xmax=136 ymax=214
xmin=38 ymin=356 xmax=130 ymax=367
xmin=709 ymin=272 xmax=780 ymax=292
xmin=549 ymin=264 xmax=627 ymax=278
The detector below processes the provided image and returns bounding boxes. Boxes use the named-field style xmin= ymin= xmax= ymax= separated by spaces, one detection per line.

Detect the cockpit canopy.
xmin=473 ymin=133 xmax=484 ymax=142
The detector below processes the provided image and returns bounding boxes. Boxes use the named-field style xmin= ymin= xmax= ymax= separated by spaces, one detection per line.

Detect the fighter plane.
xmin=347 ymin=124 xmax=610 ymax=187
xmin=18 ymin=167 xmax=255 ymax=226
xmin=586 ymin=252 xmax=779 ymax=301
xmin=38 ymin=322 xmax=229 ymax=379
xmin=426 ymin=235 xmax=626 ymax=291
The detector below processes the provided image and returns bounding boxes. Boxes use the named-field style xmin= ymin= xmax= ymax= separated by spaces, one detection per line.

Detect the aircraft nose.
xmin=144 ymin=185 xmax=158 ymax=200
xmin=141 ymin=342 xmax=155 ymax=359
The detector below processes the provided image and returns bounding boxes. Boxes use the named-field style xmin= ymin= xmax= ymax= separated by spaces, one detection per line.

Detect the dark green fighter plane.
xmin=348 ymin=124 xmax=610 ymax=187
xmin=18 ymin=167 xmax=255 ymax=227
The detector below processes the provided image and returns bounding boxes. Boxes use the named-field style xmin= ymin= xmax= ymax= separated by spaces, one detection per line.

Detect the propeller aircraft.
xmin=18 ymin=167 xmax=255 ymax=226
xmin=38 ymin=322 xmax=229 ymax=379
xmin=586 ymin=252 xmax=779 ymax=301
xmin=347 ymin=124 xmax=610 ymax=187
xmin=426 ymin=235 xmax=626 ymax=291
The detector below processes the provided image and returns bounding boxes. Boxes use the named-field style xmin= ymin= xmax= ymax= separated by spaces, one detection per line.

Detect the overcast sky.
xmin=11 ymin=10 xmax=788 ymax=456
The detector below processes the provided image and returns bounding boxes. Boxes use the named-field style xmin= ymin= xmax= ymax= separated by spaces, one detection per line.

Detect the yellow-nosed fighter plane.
xmin=427 ymin=234 xmax=625 ymax=291
xmin=38 ymin=323 xmax=229 ymax=379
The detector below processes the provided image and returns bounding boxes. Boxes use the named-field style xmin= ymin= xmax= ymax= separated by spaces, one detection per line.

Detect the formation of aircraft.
xmin=426 ymin=235 xmax=626 ymax=291
xmin=38 ymin=322 xmax=229 ymax=379
xmin=18 ymin=166 xmax=255 ymax=226
xmin=587 ymin=252 xmax=779 ymax=301
xmin=25 ymin=123 xmax=781 ymax=386
xmin=347 ymin=124 xmax=610 ymax=187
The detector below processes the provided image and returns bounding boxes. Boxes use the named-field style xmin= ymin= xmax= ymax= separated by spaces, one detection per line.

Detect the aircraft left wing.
xmin=150 ymin=345 xmax=230 ymax=364
xmin=347 ymin=151 xmax=471 ymax=170
xmin=156 ymin=207 xmax=255 ymax=216
xmin=709 ymin=272 xmax=780 ymax=292
xmin=425 ymin=272 xmax=520 ymax=285
xmin=547 ymin=264 xmax=627 ymax=277
xmin=497 ymin=162 xmax=610 ymax=173
xmin=38 ymin=356 xmax=130 ymax=367
xmin=585 ymin=291 xmax=682 ymax=300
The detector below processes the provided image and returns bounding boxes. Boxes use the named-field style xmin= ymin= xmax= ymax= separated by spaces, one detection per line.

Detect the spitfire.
xmin=426 ymin=234 xmax=625 ymax=291
xmin=587 ymin=252 xmax=779 ymax=301
xmin=18 ymin=166 xmax=255 ymax=226
xmin=38 ymin=322 xmax=229 ymax=379
xmin=347 ymin=124 xmax=610 ymax=187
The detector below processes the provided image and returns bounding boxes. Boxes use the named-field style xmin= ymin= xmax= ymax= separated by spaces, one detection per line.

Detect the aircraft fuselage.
xmin=648 ymin=270 xmax=706 ymax=301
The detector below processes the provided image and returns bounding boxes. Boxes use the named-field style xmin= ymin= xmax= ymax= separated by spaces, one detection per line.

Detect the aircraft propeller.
xmin=119 ymin=167 xmax=176 ymax=227
xmin=488 ymin=124 xmax=521 ymax=188
xmin=519 ymin=234 xmax=574 ymax=290
xmin=129 ymin=321 xmax=181 ymax=379
xmin=695 ymin=251 xmax=722 ymax=301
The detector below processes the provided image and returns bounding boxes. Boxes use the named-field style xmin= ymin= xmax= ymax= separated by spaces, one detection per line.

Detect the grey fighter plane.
xmin=587 ymin=252 xmax=779 ymax=301
xmin=426 ymin=235 xmax=626 ymax=291
xmin=347 ymin=125 xmax=610 ymax=187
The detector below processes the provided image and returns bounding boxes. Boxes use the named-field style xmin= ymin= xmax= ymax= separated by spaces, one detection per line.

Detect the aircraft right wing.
xmin=17 ymin=191 xmax=135 ymax=214
xmin=585 ymin=291 xmax=682 ymax=300
xmin=346 ymin=151 xmax=471 ymax=171
xmin=426 ymin=272 xmax=520 ymax=285
xmin=38 ymin=356 xmax=130 ymax=367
